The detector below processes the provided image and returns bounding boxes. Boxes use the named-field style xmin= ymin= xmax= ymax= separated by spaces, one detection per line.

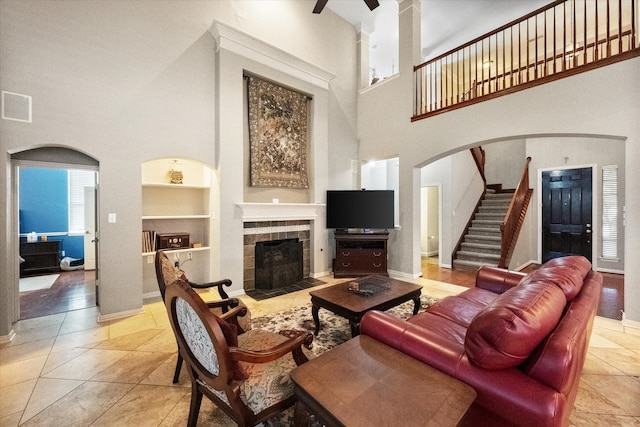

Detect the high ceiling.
xmin=326 ymin=0 xmax=552 ymax=79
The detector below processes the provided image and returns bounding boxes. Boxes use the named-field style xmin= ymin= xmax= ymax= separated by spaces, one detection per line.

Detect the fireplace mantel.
xmin=236 ymin=203 xmax=324 ymax=222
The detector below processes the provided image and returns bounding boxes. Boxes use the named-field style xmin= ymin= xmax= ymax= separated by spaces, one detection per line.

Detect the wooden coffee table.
xmin=290 ymin=335 xmax=476 ymax=427
xmin=309 ymin=275 xmax=422 ymax=337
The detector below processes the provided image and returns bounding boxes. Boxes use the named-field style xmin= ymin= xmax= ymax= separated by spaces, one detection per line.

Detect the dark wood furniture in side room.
xmin=309 ymin=275 xmax=422 ymax=337
xmin=20 ymin=241 xmax=61 ymax=277
xmin=291 ymin=335 xmax=476 ymax=427
xmin=333 ymin=230 xmax=388 ymax=277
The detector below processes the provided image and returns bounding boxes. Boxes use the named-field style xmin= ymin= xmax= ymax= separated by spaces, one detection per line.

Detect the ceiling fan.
xmin=313 ymin=0 xmax=380 ymax=14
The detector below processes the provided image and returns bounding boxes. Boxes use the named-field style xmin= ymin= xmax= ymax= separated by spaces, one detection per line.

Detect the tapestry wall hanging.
xmin=247 ymin=75 xmax=309 ymax=188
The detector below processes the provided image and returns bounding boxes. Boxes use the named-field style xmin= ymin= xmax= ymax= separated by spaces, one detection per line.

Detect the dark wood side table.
xmin=20 ymin=241 xmax=61 ymax=277
xmin=309 ymin=275 xmax=422 ymax=337
xmin=290 ymin=335 xmax=477 ymax=427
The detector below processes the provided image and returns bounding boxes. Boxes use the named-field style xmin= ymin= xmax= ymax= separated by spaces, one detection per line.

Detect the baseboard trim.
xmin=143 ymin=290 xmax=161 ymax=300
xmin=388 ymin=269 xmax=421 ymax=280
xmin=98 ymin=307 xmax=145 ymax=323
xmin=310 ymin=270 xmax=331 ymax=279
xmin=227 ymin=289 xmax=247 ymax=298
xmin=596 ymin=267 xmax=624 ymax=274
xmin=0 ymin=329 xmax=16 ymax=344
xmin=514 ymin=260 xmax=536 ymax=271
xmin=621 ymin=318 xmax=640 ymax=336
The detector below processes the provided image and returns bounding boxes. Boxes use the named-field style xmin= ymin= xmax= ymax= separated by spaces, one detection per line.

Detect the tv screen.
xmin=326 ymin=190 xmax=394 ymax=230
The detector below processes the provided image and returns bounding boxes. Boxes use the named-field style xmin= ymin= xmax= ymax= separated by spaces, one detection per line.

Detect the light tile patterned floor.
xmin=1 ymin=275 xmax=639 ymax=426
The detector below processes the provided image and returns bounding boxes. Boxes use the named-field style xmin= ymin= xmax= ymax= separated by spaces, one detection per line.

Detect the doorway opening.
xmin=420 ymin=185 xmax=440 ymax=262
xmin=12 ymin=147 xmax=99 ymax=321
xmin=540 ymin=166 xmax=593 ymax=263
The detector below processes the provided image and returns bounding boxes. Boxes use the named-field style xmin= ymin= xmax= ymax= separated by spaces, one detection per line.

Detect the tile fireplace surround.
xmin=243 ymin=220 xmax=310 ymax=290
xmin=237 ymin=202 xmax=324 ymax=291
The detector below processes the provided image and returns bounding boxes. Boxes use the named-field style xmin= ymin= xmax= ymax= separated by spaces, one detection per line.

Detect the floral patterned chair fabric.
xmin=155 ymin=250 xmax=252 ymax=383
xmin=165 ymin=279 xmax=313 ymax=427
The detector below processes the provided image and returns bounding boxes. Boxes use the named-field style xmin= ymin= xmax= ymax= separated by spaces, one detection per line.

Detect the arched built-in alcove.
xmin=140 ymin=158 xmax=218 ymax=299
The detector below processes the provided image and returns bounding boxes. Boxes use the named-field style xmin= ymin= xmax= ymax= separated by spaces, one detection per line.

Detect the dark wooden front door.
xmin=541 ymin=167 xmax=592 ymax=262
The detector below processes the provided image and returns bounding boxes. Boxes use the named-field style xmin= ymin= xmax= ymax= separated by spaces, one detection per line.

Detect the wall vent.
xmin=2 ymin=91 xmax=32 ymax=123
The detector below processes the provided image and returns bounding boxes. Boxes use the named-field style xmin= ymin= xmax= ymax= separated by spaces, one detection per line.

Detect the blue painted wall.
xmin=19 ymin=167 xmax=84 ymax=259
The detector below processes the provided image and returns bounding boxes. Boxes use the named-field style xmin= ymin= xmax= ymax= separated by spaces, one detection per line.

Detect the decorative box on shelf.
xmin=157 ymin=233 xmax=190 ymax=249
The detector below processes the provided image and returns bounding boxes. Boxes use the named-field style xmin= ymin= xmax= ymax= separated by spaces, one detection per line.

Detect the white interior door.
xmin=83 ymin=186 xmax=96 ymax=270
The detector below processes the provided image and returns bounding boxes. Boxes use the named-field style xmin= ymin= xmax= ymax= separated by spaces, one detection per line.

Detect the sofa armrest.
xmin=475 ymin=266 xmax=527 ymax=294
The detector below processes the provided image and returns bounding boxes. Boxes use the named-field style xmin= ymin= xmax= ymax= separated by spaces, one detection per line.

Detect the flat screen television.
xmin=326 ymin=190 xmax=394 ymax=230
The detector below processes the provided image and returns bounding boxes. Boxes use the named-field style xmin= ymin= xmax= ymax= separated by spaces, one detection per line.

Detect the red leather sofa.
xmin=360 ymin=256 xmax=603 ymax=427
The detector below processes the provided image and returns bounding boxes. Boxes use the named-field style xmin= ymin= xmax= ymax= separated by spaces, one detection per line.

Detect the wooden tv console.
xmin=333 ymin=230 xmax=388 ymax=278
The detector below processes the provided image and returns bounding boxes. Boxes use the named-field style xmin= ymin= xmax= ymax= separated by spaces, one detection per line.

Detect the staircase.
xmin=453 ymin=190 xmax=512 ymax=271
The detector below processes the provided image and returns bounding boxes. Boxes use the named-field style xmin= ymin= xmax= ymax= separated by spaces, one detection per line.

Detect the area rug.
xmin=19 ymin=274 xmax=59 ymax=292
xmin=251 ymin=294 xmax=438 ymax=357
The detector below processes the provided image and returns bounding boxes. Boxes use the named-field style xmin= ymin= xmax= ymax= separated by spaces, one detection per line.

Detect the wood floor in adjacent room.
xmin=19 ymin=270 xmax=96 ymax=320
xmin=19 ymin=258 xmax=624 ymax=321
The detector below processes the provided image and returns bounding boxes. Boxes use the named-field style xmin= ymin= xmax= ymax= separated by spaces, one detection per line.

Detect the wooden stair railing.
xmin=470 ymin=147 xmax=486 ymax=189
xmin=498 ymin=157 xmax=533 ymax=269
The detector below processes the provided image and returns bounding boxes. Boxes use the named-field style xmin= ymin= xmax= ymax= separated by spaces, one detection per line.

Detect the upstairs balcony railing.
xmin=413 ymin=0 xmax=639 ymax=120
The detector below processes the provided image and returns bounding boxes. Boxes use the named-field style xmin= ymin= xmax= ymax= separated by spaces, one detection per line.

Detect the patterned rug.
xmin=251 ymin=294 xmax=438 ymax=358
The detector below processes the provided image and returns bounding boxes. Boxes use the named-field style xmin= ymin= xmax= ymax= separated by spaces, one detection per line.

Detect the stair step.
xmin=468 ymin=227 xmax=501 ymax=237
xmin=485 ymin=192 xmax=513 ymax=199
xmin=453 ymin=259 xmax=498 ymax=270
xmin=465 ymin=234 xmax=501 ymax=243
xmin=475 ymin=212 xmax=505 ymax=220
xmin=461 ymin=242 xmax=501 ymax=252
xmin=457 ymin=251 xmax=501 ymax=263
xmin=471 ymin=220 xmax=502 ymax=229
xmin=478 ymin=205 xmax=508 ymax=212
xmin=481 ymin=199 xmax=511 ymax=207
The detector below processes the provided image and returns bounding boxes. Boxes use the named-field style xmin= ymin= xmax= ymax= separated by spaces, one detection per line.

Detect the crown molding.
xmin=210 ymin=21 xmax=335 ymax=90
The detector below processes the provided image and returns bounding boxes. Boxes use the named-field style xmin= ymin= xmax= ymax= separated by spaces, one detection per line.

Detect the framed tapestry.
xmin=247 ymin=75 xmax=309 ymax=188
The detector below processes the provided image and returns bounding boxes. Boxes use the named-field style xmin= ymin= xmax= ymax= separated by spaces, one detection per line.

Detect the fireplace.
xmin=255 ymin=238 xmax=303 ymax=289
xmin=242 ymin=219 xmax=312 ymax=291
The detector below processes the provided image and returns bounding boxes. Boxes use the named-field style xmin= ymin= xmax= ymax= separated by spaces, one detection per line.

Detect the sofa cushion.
xmin=464 ymin=281 xmax=566 ymax=369
xmin=425 ymin=295 xmax=487 ymax=328
xmin=519 ymin=256 xmax=591 ymax=300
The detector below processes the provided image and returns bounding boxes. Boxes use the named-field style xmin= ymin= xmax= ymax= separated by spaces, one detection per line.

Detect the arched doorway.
xmin=11 ymin=147 xmax=99 ymax=320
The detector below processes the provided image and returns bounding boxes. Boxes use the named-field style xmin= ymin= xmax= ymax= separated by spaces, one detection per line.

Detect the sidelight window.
xmin=601 ymin=165 xmax=618 ymax=259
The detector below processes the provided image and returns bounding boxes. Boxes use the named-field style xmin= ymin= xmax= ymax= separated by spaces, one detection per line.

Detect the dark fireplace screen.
xmin=255 ymin=238 xmax=303 ymax=289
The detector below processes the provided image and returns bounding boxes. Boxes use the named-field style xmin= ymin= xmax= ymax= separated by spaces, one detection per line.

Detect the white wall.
xmin=484 ymin=140 xmax=527 ymax=189
xmin=420 ymin=186 xmax=439 ymax=256
xmin=0 ymin=0 xmax=358 ymax=336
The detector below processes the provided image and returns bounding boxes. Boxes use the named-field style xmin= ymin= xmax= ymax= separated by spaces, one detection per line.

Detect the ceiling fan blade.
xmin=313 ymin=0 xmax=329 ymax=14
xmin=363 ymin=0 xmax=380 ymax=11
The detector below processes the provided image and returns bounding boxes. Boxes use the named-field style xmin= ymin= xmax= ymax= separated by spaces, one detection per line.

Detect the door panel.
xmin=83 ymin=186 xmax=96 ymax=270
xmin=542 ymin=167 xmax=592 ymax=262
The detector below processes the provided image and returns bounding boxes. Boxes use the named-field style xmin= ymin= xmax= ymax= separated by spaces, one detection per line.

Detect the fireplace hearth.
xmin=255 ymin=238 xmax=303 ymax=290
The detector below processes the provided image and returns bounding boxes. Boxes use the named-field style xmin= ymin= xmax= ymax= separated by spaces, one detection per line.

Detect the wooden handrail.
xmin=499 ymin=157 xmax=532 ymax=268
xmin=470 ymin=147 xmax=486 ymax=188
xmin=413 ymin=0 xmax=639 ymax=119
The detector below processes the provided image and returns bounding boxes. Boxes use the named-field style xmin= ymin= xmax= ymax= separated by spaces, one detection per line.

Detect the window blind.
xmin=601 ymin=165 xmax=618 ymax=259
xmin=68 ymin=169 xmax=96 ymax=234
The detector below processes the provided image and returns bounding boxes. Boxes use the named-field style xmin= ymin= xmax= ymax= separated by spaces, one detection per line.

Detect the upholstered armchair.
xmin=155 ymin=250 xmax=251 ymax=383
xmin=165 ymin=279 xmax=313 ymax=426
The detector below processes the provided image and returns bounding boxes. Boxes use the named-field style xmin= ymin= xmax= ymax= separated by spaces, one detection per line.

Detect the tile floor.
xmin=1 ymin=275 xmax=639 ymax=426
